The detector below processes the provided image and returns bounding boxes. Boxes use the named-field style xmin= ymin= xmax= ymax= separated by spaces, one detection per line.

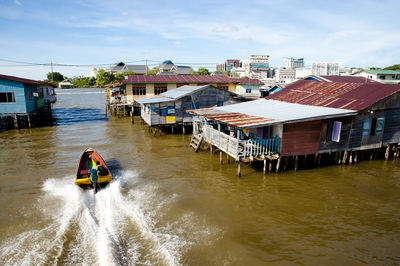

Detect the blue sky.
xmin=0 ymin=0 xmax=399 ymax=80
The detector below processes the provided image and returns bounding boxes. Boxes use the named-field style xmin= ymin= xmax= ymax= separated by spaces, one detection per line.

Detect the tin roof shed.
xmin=189 ymin=99 xmax=356 ymax=128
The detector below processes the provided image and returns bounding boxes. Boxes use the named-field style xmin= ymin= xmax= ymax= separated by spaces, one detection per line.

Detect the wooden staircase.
xmin=189 ymin=133 xmax=203 ymax=152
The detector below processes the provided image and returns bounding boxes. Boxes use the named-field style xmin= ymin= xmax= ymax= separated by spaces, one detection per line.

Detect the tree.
xmin=229 ymin=72 xmax=240 ymax=78
xmin=46 ymin=72 xmax=64 ymax=83
xmin=96 ymin=68 xmax=115 ymax=86
xmin=145 ymin=67 xmax=159 ymax=75
xmin=193 ymin=67 xmax=210 ymax=75
xmin=124 ymin=70 xmax=136 ymax=76
xmin=71 ymin=76 xmax=96 ymax=88
xmin=213 ymin=70 xmax=229 ymax=75
xmin=115 ymin=72 xmax=125 ymax=82
xmin=384 ymin=64 xmax=400 ymax=71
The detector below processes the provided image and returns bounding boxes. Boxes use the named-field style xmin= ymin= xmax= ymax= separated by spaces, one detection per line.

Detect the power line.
xmin=0 ymin=58 xmax=219 ymax=68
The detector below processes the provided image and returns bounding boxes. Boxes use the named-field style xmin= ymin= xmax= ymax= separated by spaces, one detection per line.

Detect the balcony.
xmin=202 ymin=125 xmax=280 ymax=161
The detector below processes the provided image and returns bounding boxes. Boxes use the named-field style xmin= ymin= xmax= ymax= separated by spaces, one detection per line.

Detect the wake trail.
xmin=0 ymin=170 xmax=189 ymax=265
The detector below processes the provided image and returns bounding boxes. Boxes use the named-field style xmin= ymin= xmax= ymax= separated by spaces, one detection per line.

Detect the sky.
xmin=0 ymin=0 xmax=399 ymax=80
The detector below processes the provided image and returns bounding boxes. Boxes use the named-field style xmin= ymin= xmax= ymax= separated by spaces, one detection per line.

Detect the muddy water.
xmin=0 ymin=88 xmax=399 ymax=265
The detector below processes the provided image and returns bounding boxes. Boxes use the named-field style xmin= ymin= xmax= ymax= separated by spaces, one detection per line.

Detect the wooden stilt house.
xmin=189 ymin=79 xmax=400 ymax=174
xmin=134 ymin=84 xmax=237 ymax=131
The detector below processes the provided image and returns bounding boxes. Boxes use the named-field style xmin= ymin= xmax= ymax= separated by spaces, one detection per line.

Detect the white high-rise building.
xmin=284 ymin=57 xmax=304 ymax=69
xmin=312 ymin=62 xmax=339 ymax=76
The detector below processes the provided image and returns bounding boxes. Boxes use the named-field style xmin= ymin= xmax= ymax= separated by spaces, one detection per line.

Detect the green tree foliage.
xmin=96 ymin=68 xmax=115 ymax=86
xmin=213 ymin=70 xmax=228 ymax=75
xmin=145 ymin=67 xmax=159 ymax=75
xmin=124 ymin=70 xmax=136 ymax=76
xmin=384 ymin=64 xmax=400 ymax=71
xmin=115 ymin=72 xmax=126 ymax=82
xmin=229 ymin=72 xmax=240 ymax=78
xmin=71 ymin=77 xmax=96 ymax=88
xmin=193 ymin=67 xmax=210 ymax=75
xmin=46 ymin=72 xmax=64 ymax=83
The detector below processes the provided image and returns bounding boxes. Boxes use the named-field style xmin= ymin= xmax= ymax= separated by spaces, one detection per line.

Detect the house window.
xmin=0 ymin=92 xmax=15 ymax=103
xmin=217 ymin=85 xmax=229 ymax=91
xmin=132 ymin=86 xmax=146 ymax=95
xmin=160 ymin=107 xmax=168 ymax=116
xmin=217 ymin=101 xmax=223 ymax=106
xmin=167 ymin=106 xmax=175 ymax=115
xmin=191 ymin=102 xmax=199 ymax=109
xmin=325 ymin=121 xmax=341 ymax=142
xmin=379 ymin=75 xmax=385 ymax=80
xmin=375 ymin=118 xmax=384 ymax=135
xmin=331 ymin=121 xmax=342 ymax=142
xmin=246 ymin=88 xmax=252 ymax=93
xmin=363 ymin=118 xmax=372 ymax=136
xmin=363 ymin=117 xmax=385 ymax=136
xmin=154 ymin=85 xmax=167 ymax=95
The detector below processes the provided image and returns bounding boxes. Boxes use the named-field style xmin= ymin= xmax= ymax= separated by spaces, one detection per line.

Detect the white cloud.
xmin=14 ymin=0 xmax=21 ymax=6
xmin=212 ymin=25 xmax=239 ymax=33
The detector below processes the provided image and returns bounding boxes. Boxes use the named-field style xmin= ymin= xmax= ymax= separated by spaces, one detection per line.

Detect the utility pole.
xmin=51 ymin=61 xmax=54 ymax=83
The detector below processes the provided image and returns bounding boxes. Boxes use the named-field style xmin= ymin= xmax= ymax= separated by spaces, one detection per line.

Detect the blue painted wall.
xmin=0 ymin=79 xmax=28 ymax=114
xmin=24 ymin=84 xmax=37 ymax=113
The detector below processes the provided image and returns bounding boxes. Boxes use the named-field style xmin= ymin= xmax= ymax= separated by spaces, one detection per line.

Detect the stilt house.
xmin=135 ymin=84 xmax=237 ymax=128
xmin=0 ymin=74 xmax=52 ymax=129
xmin=189 ymin=79 xmax=400 ymax=172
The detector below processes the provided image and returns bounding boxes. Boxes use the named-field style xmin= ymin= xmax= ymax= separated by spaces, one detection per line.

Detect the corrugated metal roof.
xmin=134 ymin=96 xmax=173 ymax=104
xmin=359 ymin=69 xmax=400 ymax=75
xmin=134 ymin=85 xmax=232 ymax=104
xmin=267 ymin=80 xmax=400 ymax=111
xmin=160 ymin=85 xmax=210 ymax=99
xmin=0 ymin=74 xmax=48 ymax=86
xmin=189 ymin=99 xmax=356 ymax=128
xmin=122 ymin=74 xmax=263 ymax=85
xmin=123 ymin=74 xmax=233 ymax=84
xmin=306 ymin=75 xmax=378 ymax=83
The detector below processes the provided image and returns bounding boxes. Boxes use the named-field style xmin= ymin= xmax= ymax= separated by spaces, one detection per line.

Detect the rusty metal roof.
xmin=122 ymin=74 xmax=263 ymax=85
xmin=305 ymin=75 xmax=378 ymax=83
xmin=267 ymin=80 xmax=400 ymax=111
xmin=189 ymin=99 xmax=356 ymax=128
xmin=0 ymin=74 xmax=49 ymax=86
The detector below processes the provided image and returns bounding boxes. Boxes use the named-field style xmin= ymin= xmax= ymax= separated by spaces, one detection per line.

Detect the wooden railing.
xmin=202 ymin=125 xmax=280 ymax=160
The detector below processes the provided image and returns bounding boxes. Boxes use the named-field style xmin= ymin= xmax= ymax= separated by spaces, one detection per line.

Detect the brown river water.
xmin=0 ymin=88 xmax=399 ymax=265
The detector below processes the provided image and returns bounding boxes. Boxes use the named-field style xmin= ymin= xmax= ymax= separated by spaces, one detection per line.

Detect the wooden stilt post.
xmin=317 ymin=154 xmax=321 ymax=167
xmin=294 ymin=155 xmax=298 ymax=171
xmin=354 ymin=151 xmax=358 ymax=163
xmin=269 ymin=160 xmax=272 ymax=172
xmin=227 ymin=154 xmax=230 ymax=164
xmin=27 ymin=114 xmax=31 ymax=128
xmin=237 ymin=161 xmax=241 ymax=177
xmin=130 ymin=110 xmax=134 ymax=124
xmin=210 ymin=145 xmax=213 ymax=154
xmin=171 ymin=126 xmax=174 ymax=134
xmin=14 ymin=115 xmax=18 ymax=128
xmin=343 ymin=151 xmax=348 ymax=164
xmin=263 ymin=159 xmax=267 ymax=175
xmin=349 ymin=151 xmax=353 ymax=165
xmin=385 ymin=145 xmax=390 ymax=160
xmin=276 ymin=158 xmax=281 ymax=173
xmin=220 ymin=151 xmax=223 ymax=165
xmin=182 ymin=125 xmax=186 ymax=135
